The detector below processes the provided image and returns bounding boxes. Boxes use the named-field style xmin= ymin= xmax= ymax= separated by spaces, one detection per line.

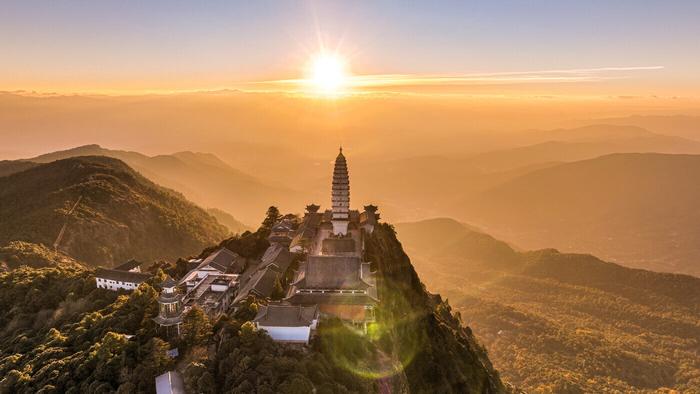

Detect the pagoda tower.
xmin=331 ymin=147 xmax=350 ymax=235
xmin=153 ymin=275 xmax=184 ymax=338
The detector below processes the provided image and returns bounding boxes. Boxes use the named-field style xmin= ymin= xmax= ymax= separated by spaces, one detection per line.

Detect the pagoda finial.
xmin=339 ymin=145 xmax=343 ymax=154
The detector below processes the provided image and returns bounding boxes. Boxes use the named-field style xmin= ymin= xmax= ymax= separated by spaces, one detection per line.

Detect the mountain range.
xmin=22 ymin=144 xmax=303 ymax=225
xmin=395 ymin=218 xmax=700 ymax=392
xmin=457 ymin=152 xmax=700 ymax=276
xmin=10 ymin=144 xmax=298 ymax=226
xmin=11 ymin=132 xmax=700 ymax=276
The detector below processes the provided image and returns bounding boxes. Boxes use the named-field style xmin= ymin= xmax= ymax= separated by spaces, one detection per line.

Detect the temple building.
xmin=284 ymin=148 xmax=380 ymax=329
xmin=95 ymin=259 xmax=150 ymax=291
xmin=253 ymin=304 xmax=319 ymax=344
xmin=156 ymin=249 xmax=240 ymax=338
xmin=153 ymin=276 xmax=184 ymax=337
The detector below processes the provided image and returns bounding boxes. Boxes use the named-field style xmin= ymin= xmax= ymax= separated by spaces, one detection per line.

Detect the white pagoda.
xmin=331 ymin=147 xmax=350 ymax=235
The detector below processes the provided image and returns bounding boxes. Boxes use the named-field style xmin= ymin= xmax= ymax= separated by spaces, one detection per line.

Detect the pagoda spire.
xmin=331 ymin=147 xmax=350 ymax=235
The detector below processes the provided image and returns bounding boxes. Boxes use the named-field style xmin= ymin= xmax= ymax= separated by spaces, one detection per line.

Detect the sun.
xmin=306 ymin=53 xmax=349 ymax=95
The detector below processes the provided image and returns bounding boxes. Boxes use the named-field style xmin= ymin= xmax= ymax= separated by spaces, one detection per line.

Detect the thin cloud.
xmin=261 ymin=65 xmax=665 ymax=91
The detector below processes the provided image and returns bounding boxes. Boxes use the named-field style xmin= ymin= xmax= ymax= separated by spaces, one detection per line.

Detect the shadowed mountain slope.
xmin=25 ymin=144 xmax=300 ymax=225
xmin=0 ymin=156 xmax=228 ymax=266
xmin=0 ymin=160 xmax=38 ymax=177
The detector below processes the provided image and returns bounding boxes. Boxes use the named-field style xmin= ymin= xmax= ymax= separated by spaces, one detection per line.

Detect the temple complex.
xmin=153 ymin=148 xmax=381 ymax=342
xmin=284 ymin=148 xmax=380 ymax=329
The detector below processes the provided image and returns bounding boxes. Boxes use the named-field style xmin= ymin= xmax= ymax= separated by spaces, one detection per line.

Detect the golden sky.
xmin=1 ymin=2 xmax=699 ymax=98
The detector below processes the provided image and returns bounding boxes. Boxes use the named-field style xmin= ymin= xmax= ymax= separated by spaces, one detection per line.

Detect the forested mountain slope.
xmin=24 ymin=144 xmax=298 ymax=225
xmin=0 ymin=218 xmax=511 ymax=393
xmin=396 ymin=218 xmax=700 ymax=392
xmin=0 ymin=156 xmax=228 ymax=267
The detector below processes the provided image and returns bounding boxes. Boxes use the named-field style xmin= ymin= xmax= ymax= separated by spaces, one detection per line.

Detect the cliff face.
xmin=365 ymin=223 xmax=507 ymax=393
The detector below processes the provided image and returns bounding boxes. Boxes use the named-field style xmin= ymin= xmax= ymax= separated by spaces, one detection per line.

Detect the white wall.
xmin=257 ymin=325 xmax=311 ymax=344
xmin=211 ymin=283 xmax=228 ymax=292
xmin=95 ymin=277 xmax=140 ymax=291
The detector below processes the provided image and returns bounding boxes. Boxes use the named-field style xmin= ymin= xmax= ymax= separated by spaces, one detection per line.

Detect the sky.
xmin=1 ymin=0 xmax=699 ymax=96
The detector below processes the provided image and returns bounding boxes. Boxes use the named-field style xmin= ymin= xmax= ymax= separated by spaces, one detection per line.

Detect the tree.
xmin=197 ymin=371 xmax=216 ymax=394
xmin=184 ymin=362 xmax=208 ymax=393
xmin=239 ymin=321 xmax=257 ymax=337
xmin=182 ymin=306 xmax=212 ymax=347
xmin=262 ymin=206 xmax=281 ymax=230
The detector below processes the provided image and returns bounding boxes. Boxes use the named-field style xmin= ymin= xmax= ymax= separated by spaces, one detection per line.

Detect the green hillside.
xmin=396 ymin=218 xmax=700 ymax=392
xmin=0 ymin=156 xmax=228 ymax=267
xmin=0 ymin=218 xmax=510 ymax=393
xmin=0 ymin=241 xmax=85 ymax=271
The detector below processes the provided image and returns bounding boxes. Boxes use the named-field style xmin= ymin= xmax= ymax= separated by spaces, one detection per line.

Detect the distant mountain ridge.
xmin=0 ymin=156 xmax=228 ymax=266
xmin=395 ymin=218 xmax=700 ymax=392
xmin=456 ymin=152 xmax=700 ymax=276
xmin=591 ymin=115 xmax=700 ymax=141
xmin=22 ymin=144 xmax=302 ymax=225
xmin=463 ymin=124 xmax=700 ymax=172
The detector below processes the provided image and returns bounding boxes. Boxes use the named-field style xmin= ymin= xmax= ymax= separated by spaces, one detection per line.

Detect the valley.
xmin=396 ymin=218 xmax=700 ymax=392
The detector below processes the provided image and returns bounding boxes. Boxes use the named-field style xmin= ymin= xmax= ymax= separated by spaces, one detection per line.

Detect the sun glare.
xmin=307 ymin=53 xmax=349 ymax=95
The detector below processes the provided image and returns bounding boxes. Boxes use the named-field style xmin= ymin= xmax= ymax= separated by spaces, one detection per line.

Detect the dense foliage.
xmin=0 ymin=211 xmax=509 ymax=393
xmin=365 ymin=223 xmax=506 ymax=393
xmin=397 ymin=218 xmax=700 ymax=393
xmin=0 ymin=241 xmax=84 ymax=271
xmin=0 ymin=266 xmax=169 ymax=393
xmin=0 ymin=156 xmax=228 ymax=267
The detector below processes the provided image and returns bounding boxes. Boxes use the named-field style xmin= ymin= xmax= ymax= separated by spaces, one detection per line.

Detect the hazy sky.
xmin=2 ymin=1 xmax=699 ymax=95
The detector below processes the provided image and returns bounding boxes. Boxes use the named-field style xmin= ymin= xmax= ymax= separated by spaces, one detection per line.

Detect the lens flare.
xmin=319 ymin=311 xmax=423 ymax=380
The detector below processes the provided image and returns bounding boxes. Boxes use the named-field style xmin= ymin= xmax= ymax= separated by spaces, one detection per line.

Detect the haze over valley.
xmin=3 ymin=1 xmax=700 ymax=393
xmin=7 ymin=111 xmax=700 ymax=275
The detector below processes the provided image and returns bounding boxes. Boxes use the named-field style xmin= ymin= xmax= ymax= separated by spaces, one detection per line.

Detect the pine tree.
xmin=182 ymin=306 xmax=212 ymax=347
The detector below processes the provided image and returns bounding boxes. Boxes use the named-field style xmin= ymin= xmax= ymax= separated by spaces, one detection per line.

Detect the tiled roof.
xmin=289 ymin=212 xmax=321 ymax=249
xmin=260 ymin=244 xmax=293 ymax=273
xmin=95 ymin=268 xmax=150 ymax=283
xmin=292 ymin=256 xmax=369 ymax=290
xmin=253 ymin=304 xmax=318 ymax=327
xmin=198 ymin=247 xmax=243 ymax=273
xmin=161 ymin=275 xmax=178 ymax=288
xmin=233 ymin=267 xmax=281 ymax=304
xmin=113 ymin=259 xmax=141 ymax=271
